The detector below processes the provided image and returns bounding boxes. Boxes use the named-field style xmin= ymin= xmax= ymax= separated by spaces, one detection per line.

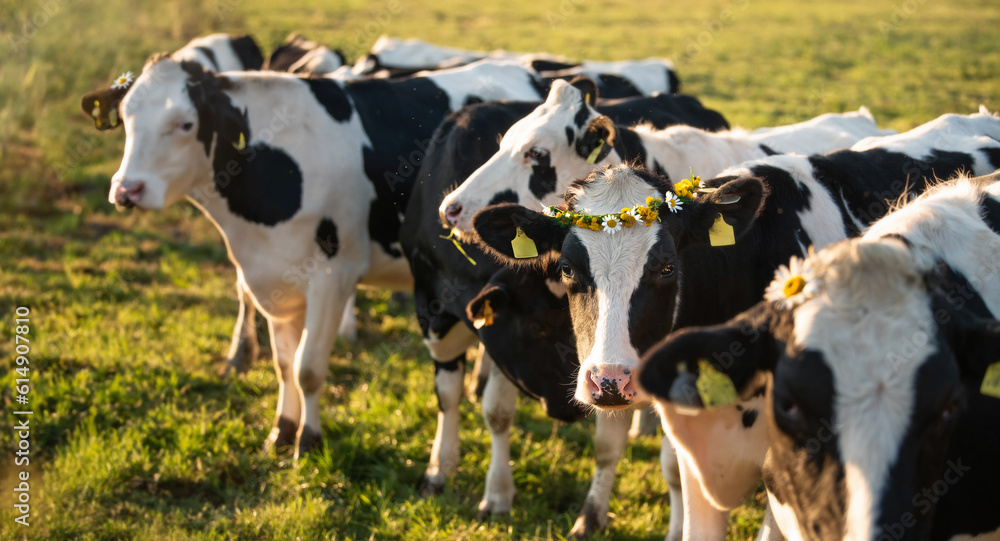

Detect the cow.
xmin=79 ymin=32 xmax=359 ymax=375
xmin=470 ymin=111 xmax=1000 ymax=539
xmin=399 ymin=85 xmax=729 ymax=534
xmin=638 ymin=171 xmax=1000 ymax=541
xmin=439 ymin=79 xmax=896 ymax=237
xmin=360 ymin=36 xmax=679 ymax=96
xmin=88 ymin=52 xmax=582 ymax=459
xmin=264 ymin=33 xmax=346 ymax=76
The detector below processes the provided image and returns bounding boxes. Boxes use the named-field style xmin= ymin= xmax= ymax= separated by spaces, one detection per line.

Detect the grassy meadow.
xmin=0 ymin=0 xmax=998 ymax=539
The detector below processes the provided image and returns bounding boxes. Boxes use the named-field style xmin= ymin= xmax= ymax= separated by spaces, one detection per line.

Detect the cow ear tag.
xmin=232 ymin=132 xmax=246 ymax=151
xmin=708 ymin=213 xmax=735 ymax=247
xmin=473 ymin=299 xmax=494 ymax=329
xmin=981 ymin=361 xmax=1000 ymax=399
xmin=511 ymin=227 xmax=538 ymax=259
xmin=586 ymin=139 xmax=605 ymax=164
xmin=696 ymin=359 xmax=739 ymax=409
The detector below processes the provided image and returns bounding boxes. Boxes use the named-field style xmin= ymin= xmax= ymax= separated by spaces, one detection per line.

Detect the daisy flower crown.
xmin=541 ymin=175 xmax=710 ymax=235
xmin=765 ymin=255 xmax=821 ymax=310
xmin=111 ymin=71 xmax=134 ymax=90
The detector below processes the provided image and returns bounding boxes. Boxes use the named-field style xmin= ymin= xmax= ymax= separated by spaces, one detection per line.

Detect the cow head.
xmin=439 ymin=78 xmax=617 ymax=237
xmin=638 ymin=239 xmax=1000 ymax=540
xmin=472 ymin=163 xmax=765 ymax=410
xmin=105 ymin=55 xmax=249 ymax=210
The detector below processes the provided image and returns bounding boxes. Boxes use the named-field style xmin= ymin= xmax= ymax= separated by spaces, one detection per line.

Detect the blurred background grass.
xmin=0 ymin=0 xmax=997 ymax=539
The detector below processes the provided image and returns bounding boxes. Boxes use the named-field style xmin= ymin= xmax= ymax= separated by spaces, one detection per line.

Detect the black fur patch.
xmin=194 ymin=46 xmax=219 ymax=71
xmin=573 ymin=100 xmax=590 ymax=128
xmin=315 ymin=217 xmax=339 ymax=258
xmin=229 ymin=35 xmax=264 ymax=70
xmin=530 ymin=59 xmax=579 ymax=72
xmin=528 ymin=151 xmax=558 ymax=199
xmin=760 ymin=143 xmax=780 ymax=156
xmin=181 ymin=61 xmax=303 ymax=226
xmin=565 ymin=126 xmax=575 ymax=147
xmin=488 ymin=189 xmax=519 ymax=205
xmin=742 ymin=408 xmax=758 ymax=428
xmin=979 ymin=194 xmax=1000 ymax=236
xmin=304 ymin=78 xmax=353 ymax=122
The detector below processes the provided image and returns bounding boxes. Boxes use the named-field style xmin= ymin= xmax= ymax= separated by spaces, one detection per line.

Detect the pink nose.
xmin=585 ymin=366 xmax=636 ymax=407
xmin=443 ymin=203 xmax=463 ymax=226
xmin=114 ymin=180 xmax=145 ymax=208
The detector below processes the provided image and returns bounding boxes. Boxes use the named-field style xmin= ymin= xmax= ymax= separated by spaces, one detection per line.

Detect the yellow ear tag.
xmin=511 ymin=227 xmax=538 ymax=259
xmin=586 ymin=139 xmax=605 ymax=164
xmin=473 ymin=299 xmax=494 ymax=329
xmin=696 ymin=359 xmax=740 ymax=409
xmin=981 ymin=361 xmax=1000 ymax=399
xmin=108 ymin=108 xmax=118 ymax=127
xmin=708 ymin=213 xmax=735 ymax=247
xmin=584 ymin=92 xmax=591 ymax=103
xmin=91 ymin=100 xmax=101 ymax=119
xmin=232 ymin=132 xmax=246 ymax=150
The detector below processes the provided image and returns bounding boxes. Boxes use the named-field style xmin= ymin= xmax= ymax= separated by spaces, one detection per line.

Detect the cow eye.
xmin=526 ymin=147 xmax=549 ymax=161
xmin=560 ymin=263 xmax=574 ymax=280
xmin=660 ymin=264 xmax=676 ymax=278
xmin=939 ymin=401 xmax=961 ymax=424
xmin=180 ymin=121 xmax=194 ymax=132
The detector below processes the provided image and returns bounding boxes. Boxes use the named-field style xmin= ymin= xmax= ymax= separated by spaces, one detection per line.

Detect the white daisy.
xmin=627 ymin=206 xmax=643 ymax=221
xmin=764 ymin=256 xmax=819 ymax=309
xmin=111 ymin=71 xmax=134 ymax=90
xmin=541 ymin=203 xmax=557 ymax=217
xmin=663 ymin=192 xmax=683 ymax=213
xmin=601 ymin=215 xmax=622 ymax=234
xmin=695 ymin=176 xmax=706 ymax=190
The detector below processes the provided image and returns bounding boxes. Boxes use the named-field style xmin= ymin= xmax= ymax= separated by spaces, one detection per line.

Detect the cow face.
xmin=472 ymin=164 xmax=764 ymax=410
xmin=439 ymin=78 xmax=615 ymax=237
xmin=108 ymin=56 xmax=248 ymax=210
xmin=639 ymin=239 xmax=1000 ymax=540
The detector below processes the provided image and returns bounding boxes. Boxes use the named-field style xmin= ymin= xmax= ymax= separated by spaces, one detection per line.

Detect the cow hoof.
xmin=476 ymin=500 xmax=512 ymax=521
xmin=225 ymin=338 xmax=259 ymax=377
xmin=262 ymin=417 xmax=298 ymax=453
xmin=294 ymin=427 xmax=324 ymax=459
xmin=417 ymin=477 xmax=444 ymax=497
xmin=568 ymin=500 xmax=606 ymax=538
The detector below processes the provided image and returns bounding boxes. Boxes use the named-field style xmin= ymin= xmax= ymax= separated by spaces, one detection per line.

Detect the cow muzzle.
xmin=441 ymin=202 xmax=463 ymax=227
xmin=584 ymin=365 xmax=637 ymax=408
xmin=114 ymin=180 xmax=145 ymax=210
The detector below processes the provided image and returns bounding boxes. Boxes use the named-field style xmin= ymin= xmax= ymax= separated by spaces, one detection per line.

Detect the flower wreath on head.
xmin=765 ymin=255 xmax=821 ymax=309
xmin=541 ymin=173 xmax=711 ymax=235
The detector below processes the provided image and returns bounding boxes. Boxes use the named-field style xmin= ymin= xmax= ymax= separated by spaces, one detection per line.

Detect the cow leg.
xmin=337 ymin=294 xmax=357 ymax=343
xmin=467 ymin=342 xmax=491 ymax=401
xmin=569 ymin=411 xmax=631 ymax=537
xmin=678 ymin=450 xmax=730 ymax=541
xmin=225 ymin=277 xmax=260 ymax=375
xmin=262 ymin=314 xmax=305 ymax=452
xmin=293 ymin=276 xmax=356 ymax=459
xmin=755 ymin=501 xmax=785 ymax=541
xmin=629 ymin=406 xmax=659 ymax=438
xmin=661 ymin=436 xmax=685 ymax=541
xmin=476 ymin=353 xmax=517 ymax=518
xmin=419 ymin=322 xmax=477 ymax=495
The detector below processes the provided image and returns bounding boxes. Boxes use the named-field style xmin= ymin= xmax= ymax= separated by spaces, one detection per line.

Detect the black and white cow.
xmin=639 ymin=172 xmax=1000 ymax=541
xmin=79 ymin=32 xmax=360 ymax=375
xmin=440 ymin=79 xmax=895 ymax=237
xmin=93 ymin=52 xmax=572 ymax=458
xmin=361 ymin=36 xmax=680 ymax=96
xmin=471 ymin=111 xmax=1000 ymax=539
xmin=264 ymin=33 xmax=346 ymax=76
xmin=399 ymin=87 xmax=729 ymax=533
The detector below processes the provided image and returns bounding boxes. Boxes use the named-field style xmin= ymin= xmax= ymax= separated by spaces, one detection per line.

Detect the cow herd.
xmin=78 ymin=32 xmax=1000 ymax=540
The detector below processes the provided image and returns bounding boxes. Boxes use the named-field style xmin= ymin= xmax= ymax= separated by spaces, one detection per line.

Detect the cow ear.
xmin=576 ymin=115 xmax=616 ymax=164
xmin=638 ymin=303 xmax=779 ymax=409
xmin=466 ymin=280 xmax=510 ymax=325
xmin=947 ymin=314 xmax=1000 ymax=393
xmin=80 ymin=86 xmax=129 ymax=131
xmin=679 ymin=176 xmax=767 ymax=250
xmin=568 ymin=76 xmax=599 ymax=107
xmin=472 ymin=202 xmax=567 ymax=268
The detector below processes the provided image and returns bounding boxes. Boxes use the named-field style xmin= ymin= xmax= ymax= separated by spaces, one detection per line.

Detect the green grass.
xmin=0 ymin=0 xmax=997 ymax=538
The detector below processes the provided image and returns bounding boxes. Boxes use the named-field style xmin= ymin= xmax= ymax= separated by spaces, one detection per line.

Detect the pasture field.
xmin=1 ymin=0 xmax=998 ymax=539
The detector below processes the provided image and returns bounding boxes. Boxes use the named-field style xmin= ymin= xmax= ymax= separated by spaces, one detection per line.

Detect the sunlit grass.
xmin=1 ymin=0 xmax=997 ymax=539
